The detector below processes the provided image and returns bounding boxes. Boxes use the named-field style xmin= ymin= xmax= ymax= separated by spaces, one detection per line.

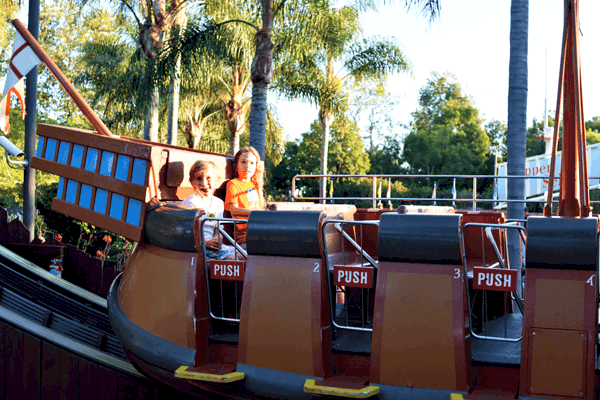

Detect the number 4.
xmin=587 ymin=275 xmax=595 ymax=287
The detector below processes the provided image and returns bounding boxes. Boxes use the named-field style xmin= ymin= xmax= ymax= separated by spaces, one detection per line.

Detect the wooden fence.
xmin=0 ymin=206 xmax=119 ymax=298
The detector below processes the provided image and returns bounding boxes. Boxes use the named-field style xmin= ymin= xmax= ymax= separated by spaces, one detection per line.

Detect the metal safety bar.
xmin=461 ymin=223 xmax=526 ymax=342
xmin=322 ymin=219 xmax=379 ymax=332
xmin=292 ymin=174 xmax=600 ymax=210
xmin=201 ymin=217 xmax=248 ymax=323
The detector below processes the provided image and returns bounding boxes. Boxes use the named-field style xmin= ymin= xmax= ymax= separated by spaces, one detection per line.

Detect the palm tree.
xmin=159 ymin=0 xmax=330 ymax=158
xmin=506 ymin=0 xmax=528 ymax=295
xmin=276 ymin=4 xmax=410 ymax=201
xmin=74 ymin=0 xmax=197 ymax=142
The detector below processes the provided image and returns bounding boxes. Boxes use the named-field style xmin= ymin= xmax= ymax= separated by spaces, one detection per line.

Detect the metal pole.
xmin=372 ymin=176 xmax=377 ymax=209
xmin=494 ymin=153 xmax=498 ymax=209
xmin=23 ymin=0 xmax=40 ymax=243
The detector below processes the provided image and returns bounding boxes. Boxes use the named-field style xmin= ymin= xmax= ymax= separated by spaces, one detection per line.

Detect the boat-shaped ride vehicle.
xmin=11 ymin=1 xmax=600 ymax=398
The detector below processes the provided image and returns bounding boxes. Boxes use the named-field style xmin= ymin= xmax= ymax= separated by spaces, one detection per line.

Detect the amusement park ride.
xmin=1 ymin=1 xmax=599 ymax=399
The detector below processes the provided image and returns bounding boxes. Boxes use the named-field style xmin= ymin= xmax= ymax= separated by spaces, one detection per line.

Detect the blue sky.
xmin=275 ymin=0 xmax=600 ymax=143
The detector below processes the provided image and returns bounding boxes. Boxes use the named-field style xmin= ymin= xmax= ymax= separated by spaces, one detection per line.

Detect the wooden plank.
xmin=37 ymin=124 xmax=153 ymax=160
xmin=32 ymin=158 xmax=147 ymax=201
xmin=7 ymin=219 xmax=30 ymax=244
xmin=58 ymin=347 xmax=79 ymax=400
xmin=22 ymin=333 xmax=41 ymax=400
xmin=5 ymin=322 xmax=25 ymax=399
xmin=117 ymin=374 xmax=138 ymax=400
xmin=0 ymin=322 xmax=7 ymax=400
xmin=96 ymin=365 xmax=118 ymax=400
xmin=41 ymin=342 xmax=60 ymax=399
xmin=78 ymin=360 xmax=98 ymax=400
xmin=52 ymin=199 xmax=143 ymax=243
xmin=0 ymin=207 xmax=8 ymax=243
xmin=87 ymin=259 xmax=102 ymax=296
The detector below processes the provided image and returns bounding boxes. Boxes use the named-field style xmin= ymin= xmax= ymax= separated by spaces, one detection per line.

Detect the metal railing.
xmin=292 ymin=174 xmax=600 ymax=210
xmin=461 ymin=222 xmax=526 ymax=342
xmin=201 ymin=217 xmax=248 ymax=323
xmin=322 ymin=219 xmax=379 ymax=332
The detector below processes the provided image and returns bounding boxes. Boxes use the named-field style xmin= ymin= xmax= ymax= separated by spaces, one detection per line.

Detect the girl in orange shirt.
xmin=225 ymin=147 xmax=265 ymax=245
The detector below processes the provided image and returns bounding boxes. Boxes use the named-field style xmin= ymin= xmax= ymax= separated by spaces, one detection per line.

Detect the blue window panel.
xmin=57 ymin=141 xmax=70 ymax=164
xmin=126 ymin=199 xmax=142 ymax=226
xmin=94 ymin=189 xmax=108 ymax=214
xmin=44 ymin=138 xmax=57 ymax=160
xmin=35 ymin=137 xmax=44 ymax=158
xmin=85 ymin=148 xmax=99 ymax=172
xmin=131 ymin=159 xmax=147 ymax=185
xmin=56 ymin=177 xmax=65 ymax=199
xmin=79 ymin=184 xmax=93 ymax=209
xmin=115 ymin=155 xmax=130 ymax=181
xmin=100 ymin=151 xmax=114 ymax=177
xmin=70 ymin=144 xmax=84 ymax=168
xmin=110 ymin=194 xmax=124 ymax=220
xmin=65 ymin=180 xmax=78 ymax=204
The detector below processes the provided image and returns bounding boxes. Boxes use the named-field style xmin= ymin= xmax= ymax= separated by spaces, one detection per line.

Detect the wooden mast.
xmin=11 ymin=19 xmax=116 ymax=138
xmin=543 ymin=0 xmax=590 ymax=217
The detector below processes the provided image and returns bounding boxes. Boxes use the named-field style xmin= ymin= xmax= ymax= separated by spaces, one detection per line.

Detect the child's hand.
xmin=205 ymin=236 xmax=222 ymax=250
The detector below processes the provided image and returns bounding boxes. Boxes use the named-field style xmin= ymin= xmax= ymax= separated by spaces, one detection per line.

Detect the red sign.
xmin=472 ymin=267 xmax=517 ymax=292
xmin=210 ymin=260 xmax=245 ymax=281
xmin=333 ymin=265 xmax=374 ymax=288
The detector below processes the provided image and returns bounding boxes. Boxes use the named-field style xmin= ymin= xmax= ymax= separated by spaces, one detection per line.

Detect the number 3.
xmin=454 ymin=268 xmax=461 ymax=279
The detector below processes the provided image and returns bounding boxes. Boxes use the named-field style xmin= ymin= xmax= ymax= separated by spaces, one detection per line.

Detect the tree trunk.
xmin=167 ymin=55 xmax=181 ymax=146
xmin=143 ymin=86 xmax=160 ymax=142
xmin=249 ymin=84 xmax=268 ymax=158
xmin=248 ymin=1 xmax=273 ymax=161
xmin=230 ymin=129 xmax=242 ymax=156
xmin=507 ymin=0 xmax=528 ymax=299
xmin=319 ymin=112 xmax=333 ymax=205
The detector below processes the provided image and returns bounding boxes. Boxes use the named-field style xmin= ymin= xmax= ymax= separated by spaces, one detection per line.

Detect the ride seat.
xmin=237 ymin=210 xmax=332 ymax=378
xmin=371 ymin=213 xmax=469 ymax=393
xmin=519 ymin=216 xmax=598 ymax=399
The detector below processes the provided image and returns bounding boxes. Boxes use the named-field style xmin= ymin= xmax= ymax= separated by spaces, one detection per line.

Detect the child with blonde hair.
xmin=225 ymin=147 xmax=265 ymax=245
xmin=181 ymin=160 xmax=235 ymax=260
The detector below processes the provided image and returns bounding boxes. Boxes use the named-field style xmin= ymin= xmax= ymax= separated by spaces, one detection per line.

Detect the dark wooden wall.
xmin=0 ymin=321 xmax=206 ymax=400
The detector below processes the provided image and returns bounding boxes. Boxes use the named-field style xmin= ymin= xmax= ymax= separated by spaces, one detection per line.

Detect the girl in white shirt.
xmin=180 ymin=160 xmax=235 ymax=261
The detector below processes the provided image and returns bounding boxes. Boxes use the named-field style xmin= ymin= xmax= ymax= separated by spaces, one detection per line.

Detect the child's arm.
xmin=205 ymin=226 xmax=221 ymax=250
xmin=228 ymin=204 xmax=253 ymax=219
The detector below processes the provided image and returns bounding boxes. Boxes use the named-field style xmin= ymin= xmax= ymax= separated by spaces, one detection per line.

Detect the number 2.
xmin=313 ymin=263 xmax=319 ymax=272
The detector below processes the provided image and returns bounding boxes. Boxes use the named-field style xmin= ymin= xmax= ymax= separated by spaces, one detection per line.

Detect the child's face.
xmin=192 ymin=167 xmax=216 ymax=199
xmin=238 ymin=152 xmax=257 ymax=182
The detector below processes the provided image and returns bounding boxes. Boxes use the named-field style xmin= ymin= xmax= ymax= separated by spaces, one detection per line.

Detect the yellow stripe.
xmin=303 ymin=379 xmax=380 ymax=398
xmin=174 ymin=366 xmax=245 ymax=383
xmin=450 ymin=394 xmax=465 ymax=400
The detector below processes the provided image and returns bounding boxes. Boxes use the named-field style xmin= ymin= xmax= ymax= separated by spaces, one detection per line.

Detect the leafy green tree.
xmin=402 ymin=72 xmax=491 ymax=182
xmin=348 ymin=81 xmax=402 ymax=152
xmin=38 ymin=1 xmax=129 ymax=129
xmin=277 ymin=4 xmax=409 ymax=201
xmin=0 ymin=3 xmax=18 ymax=75
xmin=297 ymin=119 xmax=370 ymax=176
xmin=269 ymin=118 xmax=369 ymax=200
xmin=367 ymin=134 xmax=403 ymax=175
xmin=485 ymin=119 xmax=507 ymax=159
xmin=585 ymin=116 xmax=600 ymax=145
